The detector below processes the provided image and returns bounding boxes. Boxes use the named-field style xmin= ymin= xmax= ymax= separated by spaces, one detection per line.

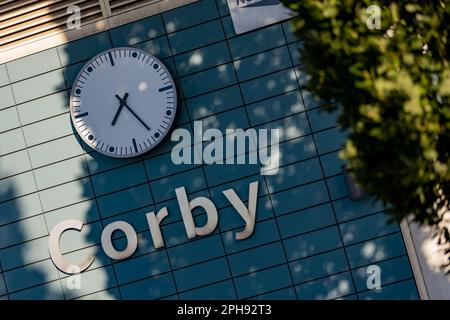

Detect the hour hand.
xmin=115 ymin=94 xmax=151 ymax=131
xmin=111 ymin=92 xmax=129 ymax=126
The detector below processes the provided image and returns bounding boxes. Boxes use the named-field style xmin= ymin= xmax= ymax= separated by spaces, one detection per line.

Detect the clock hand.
xmin=115 ymin=94 xmax=151 ymax=131
xmin=111 ymin=92 xmax=129 ymax=126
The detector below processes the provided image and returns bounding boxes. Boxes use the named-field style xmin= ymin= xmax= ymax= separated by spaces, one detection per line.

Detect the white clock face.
xmin=70 ymin=47 xmax=178 ymax=158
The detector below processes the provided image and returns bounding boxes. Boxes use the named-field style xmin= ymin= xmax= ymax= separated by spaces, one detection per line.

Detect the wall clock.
xmin=70 ymin=47 xmax=178 ymax=158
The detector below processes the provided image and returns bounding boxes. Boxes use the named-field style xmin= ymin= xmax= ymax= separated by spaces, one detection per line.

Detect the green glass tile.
xmin=109 ymin=15 xmax=165 ymax=46
xmin=12 ymin=70 xmax=65 ymax=104
xmin=144 ymin=146 xmax=199 ymax=180
xmin=333 ymin=197 xmax=385 ymax=222
xmin=308 ymin=106 xmax=340 ymax=132
xmin=173 ymin=257 xmax=230 ymax=292
xmin=185 ymin=85 xmax=243 ymax=120
xmin=228 ymin=242 xmax=286 ymax=277
xmin=0 ymin=107 xmax=20 ymax=133
xmin=39 ymin=177 xmax=94 ymax=212
xmin=358 ymin=279 xmax=418 ymax=300
xmin=91 ymin=162 xmax=147 ymax=196
xmin=175 ymin=41 xmax=231 ymax=76
xmin=283 ymin=226 xmax=342 ymax=261
xmin=204 ymin=159 xmax=260 ymax=187
xmin=352 ymin=256 xmax=412 ymax=292
xmin=62 ymin=61 xmax=83 ymax=89
xmin=326 ymin=174 xmax=348 ymax=200
xmin=276 ymin=135 xmax=317 ymax=167
xmin=234 ymin=264 xmax=292 ymax=299
xmin=28 ymin=134 xmax=84 ymax=168
xmin=168 ymin=235 xmax=225 ymax=269
xmin=265 ymin=158 xmax=323 ymax=193
xmin=228 ymin=24 xmax=285 ymax=59
xmin=22 ymin=113 xmax=74 ymax=147
xmin=5 ymin=259 xmax=59 ymax=293
xmin=57 ymin=32 xmax=111 ymax=67
xmin=181 ymin=62 xmax=236 ymax=98
xmin=255 ymin=112 xmax=310 ymax=143
xmin=0 ymin=236 xmax=49 ymax=270
xmin=246 ymin=91 xmax=304 ymax=126
xmin=180 ymin=280 xmax=236 ymax=300
xmin=75 ymin=288 xmax=120 ymax=300
xmin=96 ymin=184 xmax=153 ymax=219
xmin=320 ymin=150 xmax=345 ymax=177
xmin=296 ymin=272 xmax=355 ymax=300
xmin=150 ymin=167 xmax=206 ymax=203
xmin=163 ymin=0 xmax=219 ymax=33
xmin=45 ymin=199 xmax=99 ymax=230
xmin=314 ymin=127 xmax=348 ymax=154
xmin=2 ymin=138 xmax=23 ymax=166
xmin=0 ymin=275 xmax=6 ymax=297
xmin=133 ymin=35 xmax=172 ymax=60
xmin=0 ymin=172 xmax=37 ymax=202
xmin=250 ymin=287 xmax=297 ymax=300
xmin=295 ymin=67 xmax=328 ymax=109
xmin=0 ymin=64 xmax=9 ymax=87
xmin=278 ymin=203 xmax=336 ymax=238
xmin=84 ymin=151 xmax=137 ymax=175
xmin=121 ymin=272 xmax=176 ymax=300
xmin=346 ymin=233 xmax=406 ymax=268
xmin=288 ymin=41 xmax=303 ymax=66
xmin=9 ymin=280 xmax=64 ymax=300
xmin=221 ymin=16 xmax=236 ymax=39
xmin=240 ymin=68 xmax=298 ymax=104
xmin=34 ymin=155 xmax=88 ymax=190
xmin=216 ymin=0 xmax=230 ymax=17
xmin=0 ymin=215 xmax=47 ymax=249
xmin=339 ymin=212 xmax=399 ymax=245
xmin=234 ymin=46 xmax=292 ymax=82
xmin=200 ymin=106 xmax=249 ymax=132
xmin=282 ymin=20 xmax=298 ymax=44
xmin=0 ymin=150 xmax=31 ymax=179
xmin=289 ymin=248 xmax=349 ymax=284
xmin=0 ymin=86 xmax=15 ymax=111
xmin=16 ymin=91 xmax=69 ymax=125
xmin=62 ymin=266 xmax=117 ymax=300
xmin=271 ymin=180 xmax=329 ymax=216
xmin=0 ymin=193 xmax=42 ymax=225
xmin=168 ymin=20 xmax=225 ymax=55
xmin=6 ymin=49 xmax=60 ymax=83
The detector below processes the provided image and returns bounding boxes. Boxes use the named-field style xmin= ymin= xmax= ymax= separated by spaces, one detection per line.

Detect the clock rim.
xmin=69 ymin=47 xmax=179 ymax=159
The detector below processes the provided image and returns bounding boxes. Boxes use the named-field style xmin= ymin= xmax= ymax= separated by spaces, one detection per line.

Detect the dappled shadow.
xmin=0 ymin=161 xmax=62 ymax=299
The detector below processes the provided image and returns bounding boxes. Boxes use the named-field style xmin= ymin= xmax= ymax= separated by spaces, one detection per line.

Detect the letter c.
xmin=48 ymin=219 xmax=94 ymax=274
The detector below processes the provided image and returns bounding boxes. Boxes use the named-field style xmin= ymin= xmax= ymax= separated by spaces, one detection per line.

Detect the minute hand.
xmin=115 ymin=94 xmax=150 ymax=131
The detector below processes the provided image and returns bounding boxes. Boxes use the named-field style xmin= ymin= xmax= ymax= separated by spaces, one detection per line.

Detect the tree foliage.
xmin=282 ymin=0 xmax=450 ymax=270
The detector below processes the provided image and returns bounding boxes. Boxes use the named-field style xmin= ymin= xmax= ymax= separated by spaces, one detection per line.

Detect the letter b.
xmin=176 ymin=187 xmax=218 ymax=239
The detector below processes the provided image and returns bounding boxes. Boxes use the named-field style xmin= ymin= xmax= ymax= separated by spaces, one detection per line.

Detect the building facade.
xmin=0 ymin=0 xmax=422 ymax=300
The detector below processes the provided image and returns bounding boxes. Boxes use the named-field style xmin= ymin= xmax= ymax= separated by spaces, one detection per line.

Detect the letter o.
xmin=101 ymin=221 xmax=137 ymax=260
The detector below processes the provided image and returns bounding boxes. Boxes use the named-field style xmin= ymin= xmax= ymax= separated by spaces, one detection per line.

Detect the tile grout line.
xmin=2 ymin=63 xmax=66 ymax=299
xmin=0 ymin=262 xmax=10 ymax=300
xmin=1 ymin=215 xmax=403 ymax=275
xmin=68 ymin=30 xmax=125 ymax=301
xmin=280 ymin=24 xmax=361 ymax=300
xmin=3 ymin=235 xmax=410 ymax=298
xmin=216 ymin=5 xmax=301 ymax=300
xmin=161 ymin=5 xmax=240 ymax=299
